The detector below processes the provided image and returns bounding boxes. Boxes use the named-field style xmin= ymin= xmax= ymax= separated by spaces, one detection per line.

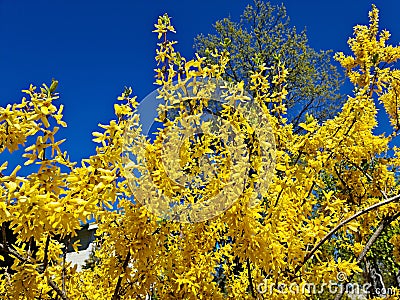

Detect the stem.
xmin=42 ymin=234 xmax=50 ymax=271
xmin=1 ymin=223 xmax=7 ymax=249
xmin=334 ymin=212 xmax=400 ymax=300
xmin=112 ymin=250 xmax=132 ymax=300
xmin=62 ymin=236 xmax=71 ymax=295
xmin=48 ymin=278 xmax=70 ymax=300
xmin=246 ymin=258 xmax=256 ymax=298
xmin=294 ymin=192 xmax=400 ymax=275
xmin=0 ymin=238 xmax=70 ymax=300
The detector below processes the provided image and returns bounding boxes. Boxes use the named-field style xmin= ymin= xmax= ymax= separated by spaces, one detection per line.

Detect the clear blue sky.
xmin=1 ymin=0 xmax=399 ymax=163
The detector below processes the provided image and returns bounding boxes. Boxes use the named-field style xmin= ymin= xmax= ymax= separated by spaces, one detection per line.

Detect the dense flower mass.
xmin=0 ymin=5 xmax=400 ymax=300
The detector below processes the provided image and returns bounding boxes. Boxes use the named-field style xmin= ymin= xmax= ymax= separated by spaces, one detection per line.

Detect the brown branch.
xmin=62 ymin=236 xmax=71 ymax=295
xmin=301 ymin=116 xmax=357 ymax=206
xmin=271 ymin=150 xmax=305 ymax=210
xmin=333 ymin=164 xmax=355 ymax=204
xmin=0 ymin=238 xmax=70 ymax=300
xmin=1 ymin=223 xmax=7 ymax=252
xmin=42 ymin=234 xmax=50 ymax=271
xmin=246 ymin=258 xmax=256 ymax=298
xmin=48 ymin=277 xmax=70 ymax=300
xmin=0 ymin=242 xmax=25 ymax=262
xmin=357 ymin=215 xmax=400 ymax=264
xmin=294 ymin=192 xmax=400 ymax=275
xmin=334 ymin=212 xmax=400 ymax=300
xmin=112 ymin=250 xmax=132 ymax=300
xmin=292 ymin=96 xmax=315 ymax=130
xmin=275 ymin=116 xmax=355 ymax=211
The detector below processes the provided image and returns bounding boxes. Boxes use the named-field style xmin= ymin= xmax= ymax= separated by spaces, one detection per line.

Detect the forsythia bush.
xmin=1 ymin=5 xmax=400 ymax=300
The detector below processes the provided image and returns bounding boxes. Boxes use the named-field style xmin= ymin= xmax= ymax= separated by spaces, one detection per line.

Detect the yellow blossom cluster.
xmin=0 ymin=6 xmax=399 ymax=300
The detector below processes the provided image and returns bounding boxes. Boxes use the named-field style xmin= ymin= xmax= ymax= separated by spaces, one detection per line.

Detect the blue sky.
xmin=1 ymin=0 xmax=399 ymax=164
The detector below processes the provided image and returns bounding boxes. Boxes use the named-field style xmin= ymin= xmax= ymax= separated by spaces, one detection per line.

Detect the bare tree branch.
xmin=42 ymin=234 xmax=50 ymax=271
xmin=334 ymin=212 xmax=400 ymax=300
xmin=112 ymin=250 xmax=132 ymax=300
xmin=246 ymin=258 xmax=256 ymax=298
xmin=294 ymin=192 xmax=400 ymax=275
xmin=0 ymin=243 xmax=24 ymax=264
xmin=48 ymin=277 xmax=71 ymax=300
xmin=0 ymin=239 xmax=70 ymax=300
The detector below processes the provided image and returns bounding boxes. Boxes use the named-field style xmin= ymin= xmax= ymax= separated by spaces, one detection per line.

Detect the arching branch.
xmin=294 ymin=192 xmax=400 ymax=275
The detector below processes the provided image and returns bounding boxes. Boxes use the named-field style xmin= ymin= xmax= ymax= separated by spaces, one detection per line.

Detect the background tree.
xmin=194 ymin=0 xmax=344 ymax=130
